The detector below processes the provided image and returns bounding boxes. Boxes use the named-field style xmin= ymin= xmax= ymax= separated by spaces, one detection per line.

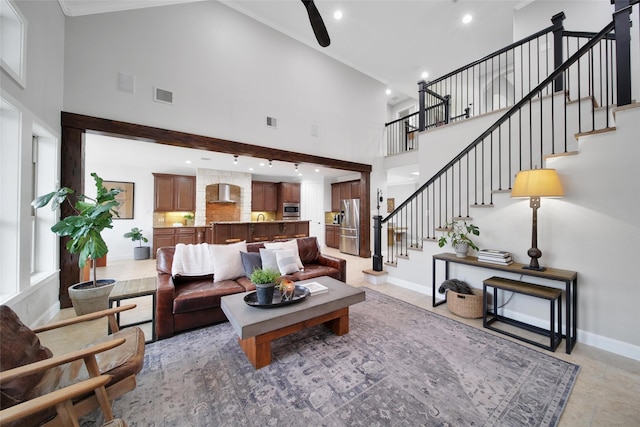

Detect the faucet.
xmin=257 ymin=213 xmax=265 ymax=222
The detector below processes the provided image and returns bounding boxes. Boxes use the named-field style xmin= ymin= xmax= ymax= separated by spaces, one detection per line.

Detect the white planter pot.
xmin=68 ymin=279 xmax=117 ymax=316
xmin=454 ymin=242 xmax=469 ymax=258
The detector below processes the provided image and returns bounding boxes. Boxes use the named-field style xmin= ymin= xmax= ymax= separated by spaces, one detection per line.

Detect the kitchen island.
xmin=211 ymin=220 xmax=310 ymax=244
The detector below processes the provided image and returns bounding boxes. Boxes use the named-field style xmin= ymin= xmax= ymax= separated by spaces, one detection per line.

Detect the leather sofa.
xmin=155 ymin=236 xmax=347 ymax=339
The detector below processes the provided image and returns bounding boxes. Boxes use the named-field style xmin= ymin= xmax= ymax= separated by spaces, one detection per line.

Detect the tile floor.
xmin=41 ymin=247 xmax=640 ymax=426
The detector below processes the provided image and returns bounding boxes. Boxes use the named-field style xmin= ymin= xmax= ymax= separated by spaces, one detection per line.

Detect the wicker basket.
xmin=446 ymin=289 xmax=484 ymax=319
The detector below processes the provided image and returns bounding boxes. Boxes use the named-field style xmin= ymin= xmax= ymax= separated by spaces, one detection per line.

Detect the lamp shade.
xmin=511 ymin=169 xmax=564 ymax=198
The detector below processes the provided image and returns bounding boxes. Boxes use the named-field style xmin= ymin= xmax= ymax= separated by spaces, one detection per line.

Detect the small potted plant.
xmin=183 ymin=213 xmax=194 ymax=226
xmin=249 ymin=268 xmax=281 ymax=305
xmin=123 ymin=227 xmax=150 ymax=260
xmin=438 ymin=219 xmax=480 ymax=258
xmin=32 ymin=173 xmax=121 ymax=315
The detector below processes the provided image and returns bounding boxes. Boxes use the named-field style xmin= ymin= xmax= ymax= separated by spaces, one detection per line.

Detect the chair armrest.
xmin=0 ymin=375 xmax=112 ymax=425
xmin=0 ymin=338 xmax=125 ymax=383
xmin=317 ymin=254 xmax=347 ymax=282
xmin=32 ymin=304 xmax=137 ymax=334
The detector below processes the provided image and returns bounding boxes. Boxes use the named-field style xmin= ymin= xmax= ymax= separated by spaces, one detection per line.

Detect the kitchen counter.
xmin=210 ymin=220 xmax=310 ymax=244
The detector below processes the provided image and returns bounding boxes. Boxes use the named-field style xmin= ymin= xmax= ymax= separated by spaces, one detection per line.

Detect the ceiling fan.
xmin=301 ymin=0 xmax=330 ymax=47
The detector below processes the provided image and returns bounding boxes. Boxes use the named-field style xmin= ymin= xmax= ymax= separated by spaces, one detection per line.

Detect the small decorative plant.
xmin=249 ymin=268 xmax=281 ymax=286
xmin=32 ymin=173 xmax=121 ymax=287
xmin=438 ymin=220 xmax=480 ymax=251
xmin=123 ymin=227 xmax=148 ymax=247
xmin=183 ymin=213 xmax=194 ymax=225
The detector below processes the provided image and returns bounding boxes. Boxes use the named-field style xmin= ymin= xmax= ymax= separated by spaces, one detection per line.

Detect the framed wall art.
xmin=103 ymin=181 xmax=134 ymax=219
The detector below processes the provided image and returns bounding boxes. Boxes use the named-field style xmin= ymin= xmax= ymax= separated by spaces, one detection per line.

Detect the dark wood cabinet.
xmin=153 ymin=173 xmax=195 ymax=212
xmin=326 ymin=225 xmax=339 ymax=248
xmin=278 ymin=182 xmax=300 ymax=203
xmin=211 ymin=221 xmax=309 ymax=244
xmin=252 ymin=181 xmax=278 ymax=212
xmin=152 ymin=226 xmax=206 ymax=258
xmin=331 ymin=180 xmax=360 ymax=211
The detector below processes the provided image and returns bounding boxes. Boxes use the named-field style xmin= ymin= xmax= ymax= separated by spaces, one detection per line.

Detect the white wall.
xmin=63 ymin=1 xmax=386 ymax=166
xmin=0 ymin=0 xmax=65 ymax=326
xmin=387 ymin=106 xmax=640 ymax=360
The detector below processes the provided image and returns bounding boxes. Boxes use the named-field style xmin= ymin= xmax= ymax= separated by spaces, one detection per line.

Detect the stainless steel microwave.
xmin=282 ymin=203 xmax=300 ymax=217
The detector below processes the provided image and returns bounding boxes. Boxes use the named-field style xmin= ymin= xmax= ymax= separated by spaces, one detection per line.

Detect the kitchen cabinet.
xmin=211 ymin=221 xmax=310 ymax=244
xmin=331 ymin=180 xmax=360 ymax=211
xmin=278 ymin=182 xmax=300 ymax=203
xmin=153 ymin=173 xmax=195 ymax=212
xmin=211 ymin=223 xmax=251 ymax=244
xmin=325 ymin=225 xmax=339 ymax=249
xmin=152 ymin=226 xmax=206 ymax=258
xmin=251 ymin=181 xmax=278 ymax=212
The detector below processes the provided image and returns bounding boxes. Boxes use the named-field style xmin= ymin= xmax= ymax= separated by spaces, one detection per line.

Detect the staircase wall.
xmin=387 ymin=105 xmax=640 ymax=360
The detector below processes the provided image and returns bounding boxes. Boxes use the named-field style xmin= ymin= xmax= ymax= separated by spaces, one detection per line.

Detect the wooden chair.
xmin=0 ymin=375 xmax=126 ymax=427
xmin=0 ymin=304 xmax=144 ymax=427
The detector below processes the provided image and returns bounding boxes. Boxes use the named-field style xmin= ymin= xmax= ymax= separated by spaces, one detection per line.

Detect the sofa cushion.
xmin=283 ymin=264 xmax=341 ymax=282
xmin=259 ymin=248 xmax=279 ymax=271
xmin=173 ymin=279 xmax=245 ymax=314
xmin=0 ymin=305 xmax=53 ymax=408
xmin=276 ymin=249 xmax=300 ymax=275
xmin=240 ymin=251 xmax=262 ymax=277
xmin=264 ymin=239 xmax=303 ymax=269
xmin=211 ymin=241 xmax=247 ymax=282
xmin=296 ymin=237 xmax=321 ymax=264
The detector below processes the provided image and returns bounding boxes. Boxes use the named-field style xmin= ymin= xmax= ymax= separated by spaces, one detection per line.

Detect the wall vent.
xmin=117 ymin=72 xmax=135 ymax=94
xmin=154 ymin=87 xmax=174 ymax=104
xmin=266 ymin=116 xmax=277 ymax=128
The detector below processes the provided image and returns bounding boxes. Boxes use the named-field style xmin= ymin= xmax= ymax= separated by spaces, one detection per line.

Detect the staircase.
xmin=376 ymin=3 xmax=638 ymax=273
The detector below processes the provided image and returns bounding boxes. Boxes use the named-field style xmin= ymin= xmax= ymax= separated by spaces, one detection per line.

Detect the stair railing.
xmin=375 ymin=4 xmax=637 ymax=269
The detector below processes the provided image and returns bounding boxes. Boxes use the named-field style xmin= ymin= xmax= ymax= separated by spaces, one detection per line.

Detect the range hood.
xmin=209 ymin=183 xmax=235 ymax=203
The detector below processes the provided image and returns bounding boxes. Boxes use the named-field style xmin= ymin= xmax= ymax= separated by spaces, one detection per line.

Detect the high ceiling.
xmin=57 ymin=0 xmax=522 ymax=105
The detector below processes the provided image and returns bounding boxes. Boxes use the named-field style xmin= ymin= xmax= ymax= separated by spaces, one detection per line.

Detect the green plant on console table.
xmin=437 ymin=219 xmax=480 ymax=251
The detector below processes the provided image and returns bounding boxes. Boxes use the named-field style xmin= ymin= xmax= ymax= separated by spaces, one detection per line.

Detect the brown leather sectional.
xmin=155 ymin=236 xmax=347 ymax=339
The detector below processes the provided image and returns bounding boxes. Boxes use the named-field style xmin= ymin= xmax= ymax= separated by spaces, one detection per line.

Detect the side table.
xmin=109 ymin=277 xmax=157 ymax=343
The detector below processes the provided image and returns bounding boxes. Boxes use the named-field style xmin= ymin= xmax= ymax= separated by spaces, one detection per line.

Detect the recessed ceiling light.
xmin=462 ymin=14 xmax=473 ymax=24
xmin=315 ymin=168 xmax=320 ymax=172
xmin=385 ymin=89 xmax=391 ymax=95
xmin=411 ymin=171 xmax=420 ymax=176
xmin=185 ymin=160 xmax=191 ymax=164
xmin=421 ymin=71 xmax=429 ymax=79
xmin=248 ymin=167 xmax=254 ymax=171
xmin=334 ymin=10 xmax=342 ymax=20
xmin=259 ymin=162 xmax=265 ymax=167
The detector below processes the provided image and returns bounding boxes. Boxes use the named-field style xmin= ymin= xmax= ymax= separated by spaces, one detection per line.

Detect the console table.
xmin=432 ymin=253 xmax=578 ymax=354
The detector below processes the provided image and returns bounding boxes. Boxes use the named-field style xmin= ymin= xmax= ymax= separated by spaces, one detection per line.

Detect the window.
xmin=0 ymin=0 xmax=27 ymax=87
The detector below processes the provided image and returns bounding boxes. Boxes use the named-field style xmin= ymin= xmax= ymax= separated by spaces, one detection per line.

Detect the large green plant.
xmin=32 ymin=173 xmax=122 ymax=287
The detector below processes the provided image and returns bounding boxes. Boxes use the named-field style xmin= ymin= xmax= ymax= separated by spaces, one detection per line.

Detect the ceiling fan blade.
xmin=301 ymin=0 xmax=330 ymax=47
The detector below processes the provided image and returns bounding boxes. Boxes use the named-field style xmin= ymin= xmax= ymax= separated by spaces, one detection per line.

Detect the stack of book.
xmin=477 ymin=249 xmax=513 ymax=265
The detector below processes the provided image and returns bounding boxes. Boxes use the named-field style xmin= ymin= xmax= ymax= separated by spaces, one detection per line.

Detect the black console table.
xmin=432 ymin=253 xmax=578 ymax=354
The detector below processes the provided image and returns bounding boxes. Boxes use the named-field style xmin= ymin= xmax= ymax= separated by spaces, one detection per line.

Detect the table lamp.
xmin=511 ymin=168 xmax=564 ymax=271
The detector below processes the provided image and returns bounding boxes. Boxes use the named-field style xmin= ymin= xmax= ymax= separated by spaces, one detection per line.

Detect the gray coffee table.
xmin=221 ymin=276 xmax=365 ymax=369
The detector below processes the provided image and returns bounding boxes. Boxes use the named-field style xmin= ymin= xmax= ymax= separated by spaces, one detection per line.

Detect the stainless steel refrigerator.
xmin=339 ymin=199 xmax=360 ymax=256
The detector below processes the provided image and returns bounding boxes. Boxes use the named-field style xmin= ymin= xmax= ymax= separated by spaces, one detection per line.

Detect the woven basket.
xmin=446 ymin=289 xmax=484 ymax=319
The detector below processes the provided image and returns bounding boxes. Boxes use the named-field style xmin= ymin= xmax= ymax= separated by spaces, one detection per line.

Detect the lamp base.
xmin=522 ymin=265 xmax=546 ymax=272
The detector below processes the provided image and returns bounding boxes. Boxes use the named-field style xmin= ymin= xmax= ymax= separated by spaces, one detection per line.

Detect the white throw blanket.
xmin=171 ymin=243 xmax=215 ymax=277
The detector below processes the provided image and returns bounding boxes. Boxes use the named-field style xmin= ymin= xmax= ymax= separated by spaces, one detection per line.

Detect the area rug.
xmin=82 ymin=288 xmax=579 ymax=426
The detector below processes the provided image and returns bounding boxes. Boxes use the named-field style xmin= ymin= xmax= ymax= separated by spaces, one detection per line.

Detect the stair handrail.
xmin=382 ymin=18 xmax=617 ymax=225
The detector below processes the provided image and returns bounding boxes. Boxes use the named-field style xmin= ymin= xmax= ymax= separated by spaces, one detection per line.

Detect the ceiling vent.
xmin=266 ymin=116 xmax=277 ymax=128
xmin=154 ymin=87 xmax=173 ymax=104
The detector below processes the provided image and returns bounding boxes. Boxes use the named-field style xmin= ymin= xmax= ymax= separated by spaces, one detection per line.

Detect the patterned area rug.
xmin=83 ymin=288 xmax=579 ymax=426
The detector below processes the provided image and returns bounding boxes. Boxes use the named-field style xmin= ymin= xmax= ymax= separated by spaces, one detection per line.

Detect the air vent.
xmin=266 ymin=116 xmax=277 ymax=128
xmin=154 ymin=87 xmax=173 ymax=104
xmin=117 ymin=72 xmax=135 ymax=94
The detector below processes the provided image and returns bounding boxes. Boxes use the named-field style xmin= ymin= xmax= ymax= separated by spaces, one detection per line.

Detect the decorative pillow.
xmin=264 ymin=239 xmax=303 ymax=269
xmin=211 ymin=240 xmax=247 ymax=282
xmin=276 ymin=249 xmax=300 ymax=275
xmin=0 ymin=305 xmax=53 ymax=408
xmin=240 ymin=251 xmax=262 ymax=277
xmin=259 ymin=248 xmax=279 ymax=271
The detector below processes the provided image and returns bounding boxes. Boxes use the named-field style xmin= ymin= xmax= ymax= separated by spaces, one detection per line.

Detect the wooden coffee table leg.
xmin=238 ymin=336 xmax=271 ymax=369
xmin=324 ymin=309 xmax=349 ymax=335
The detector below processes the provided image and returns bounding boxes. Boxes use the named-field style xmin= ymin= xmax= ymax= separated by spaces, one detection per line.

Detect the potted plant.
xmin=183 ymin=213 xmax=194 ymax=226
xmin=249 ymin=268 xmax=281 ymax=305
xmin=123 ymin=227 xmax=150 ymax=260
xmin=438 ymin=219 xmax=480 ymax=258
xmin=32 ymin=173 xmax=121 ymax=315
